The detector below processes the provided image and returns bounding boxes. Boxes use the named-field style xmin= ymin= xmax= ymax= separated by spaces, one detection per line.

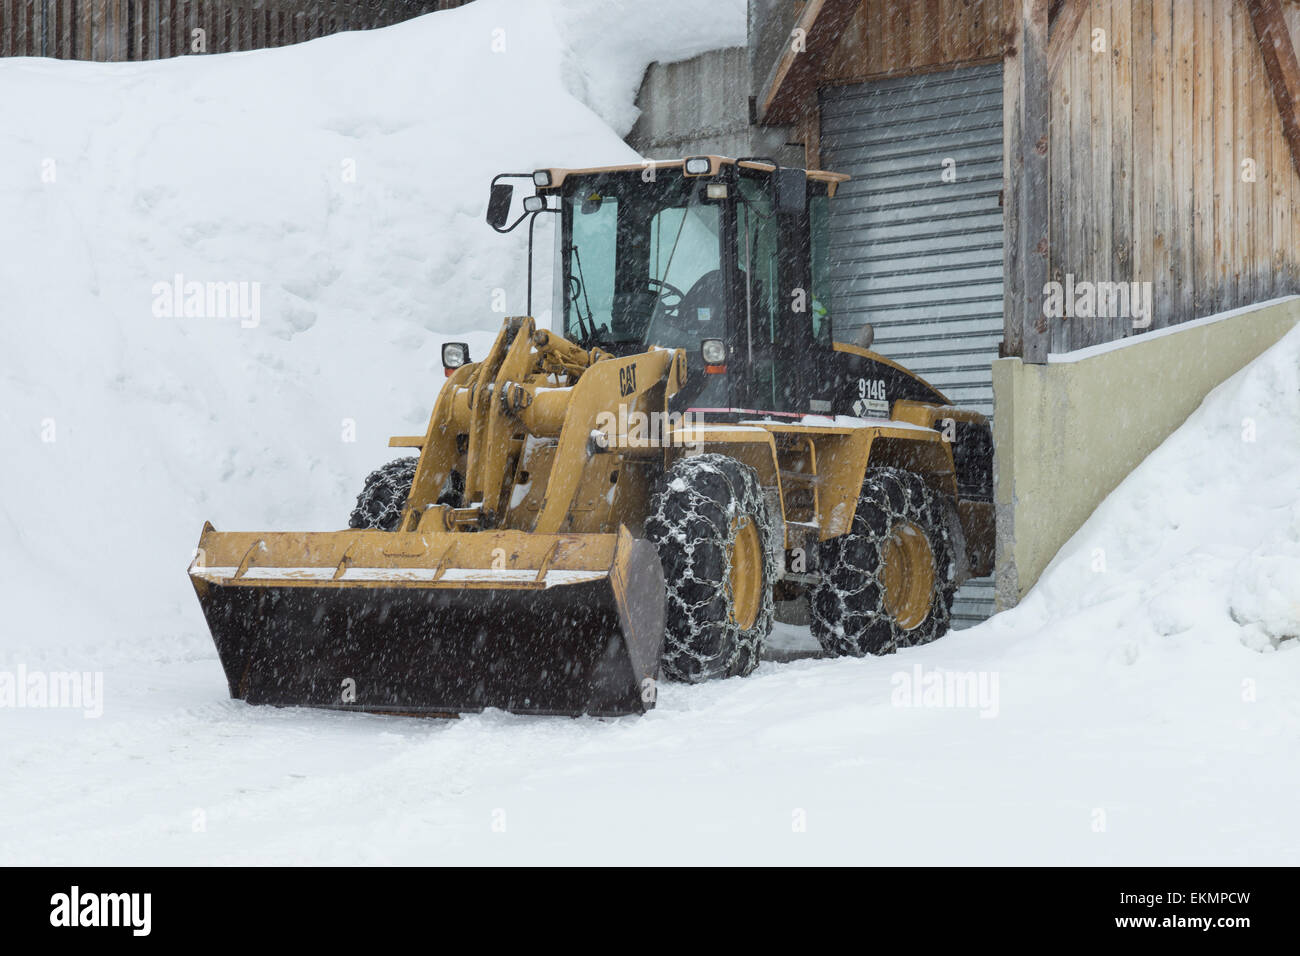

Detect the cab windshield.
xmin=561 ymin=174 xmax=726 ymax=351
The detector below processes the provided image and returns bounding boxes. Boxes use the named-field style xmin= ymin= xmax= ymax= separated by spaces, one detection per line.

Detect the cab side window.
xmin=810 ymin=194 xmax=832 ymax=345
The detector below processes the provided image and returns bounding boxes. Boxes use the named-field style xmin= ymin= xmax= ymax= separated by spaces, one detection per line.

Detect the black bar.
xmin=7 ymin=868 xmax=1290 ymax=942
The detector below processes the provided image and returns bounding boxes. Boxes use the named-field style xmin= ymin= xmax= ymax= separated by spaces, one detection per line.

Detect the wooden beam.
xmin=796 ymin=104 xmax=823 ymax=169
xmin=1005 ymin=0 xmax=1052 ymax=362
xmin=1047 ymin=0 xmax=1089 ymax=76
xmin=1247 ymin=0 xmax=1300 ymax=181
xmin=1002 ymin=0 xmax=1024 ymax=358
xmin=755 ymin=0 xmax=827 ymax=125
xmin=756 ymin=0 xmax=859 ymax=126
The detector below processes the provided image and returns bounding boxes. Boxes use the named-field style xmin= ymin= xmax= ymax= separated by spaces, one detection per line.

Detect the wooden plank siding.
xmin=1131 ymin=0 xmax=1154 ymax=329
xmin=1110 ymin=0 xmax=1133 ymax=344
xmin=1048 ymin=0 xmax=1300 ymax=342
xmin=766 ymin=0 xmax=1300 ymax=354
xmin=1003 ymin=0 xmax=1026 ymax=357
xmin=1090 ymin=0 xmax=1114 ymax=347
xmin=1020 ymin=0 xmax=1052 ymax=362
xmin=1049 ymin=8 xmax=1072 ymax=353
xmin=1069 ymin=2 xmax=1094 ymax=335
xmin=1214 ymin=0 xmax=1235 ymax=313
xmin=821 ymin=0 xmax=1008 ymax=83
xmin=0 ymin=1 xmax=461 ymax=59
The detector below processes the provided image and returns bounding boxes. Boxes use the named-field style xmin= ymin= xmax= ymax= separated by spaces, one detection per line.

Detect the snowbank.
xmin=1025 ymin=323 xmax=1300 ymax=650
xmin=549 ymin=0 xmax=747 ymax=134
xmin=0 ymin=0 xmax=742 ymax=661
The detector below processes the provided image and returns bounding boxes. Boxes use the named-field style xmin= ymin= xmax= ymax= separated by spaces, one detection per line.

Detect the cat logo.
xmin=619 ymin=363 xmax=638 ymax=397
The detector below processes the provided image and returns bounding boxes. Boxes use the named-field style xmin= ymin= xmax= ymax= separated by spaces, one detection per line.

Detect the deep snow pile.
xmin=0 ymin=0 xmax=744 ymax=661
xmin=2 ymin=2 xmax=1298 ymax=865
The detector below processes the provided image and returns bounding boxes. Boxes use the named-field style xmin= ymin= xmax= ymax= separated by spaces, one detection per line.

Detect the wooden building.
xmin=753 ymin=0 xmax=1300 ymax=366
xmin=0 ymin=0 xmax=465 ymax=59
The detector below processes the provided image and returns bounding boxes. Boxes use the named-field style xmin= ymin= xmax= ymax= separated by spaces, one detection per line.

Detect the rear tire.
xmin=349 ymin=457 xmax=418 ymax=531
xmin=645 ymin=454 xmax=777 ymax=683
xmin=809 ymin=467 xmax=956 ymax=656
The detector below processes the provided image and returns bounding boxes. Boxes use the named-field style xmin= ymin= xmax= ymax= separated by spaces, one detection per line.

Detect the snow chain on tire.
xmin=810 ymin=466 xmax=958 ymax=657
xmin=348 ymin=457 xmax=418 ymax=532
xmin=645 ymin=454 xmax=779 ymax=683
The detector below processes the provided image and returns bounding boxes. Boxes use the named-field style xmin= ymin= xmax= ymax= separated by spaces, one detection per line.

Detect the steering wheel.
xmin=646 ymin=277 xmax=685 ymax=318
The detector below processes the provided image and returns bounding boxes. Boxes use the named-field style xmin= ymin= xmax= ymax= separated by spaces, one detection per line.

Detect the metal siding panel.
xmin=821 ymin=63 xmax=1004 ymax=629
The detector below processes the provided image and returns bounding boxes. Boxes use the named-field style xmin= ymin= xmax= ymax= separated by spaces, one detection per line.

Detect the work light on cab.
xmin=683 ymin=156 xmax=711 ymax=175
xmin=702 ymin=338 xmax=726 ymax=373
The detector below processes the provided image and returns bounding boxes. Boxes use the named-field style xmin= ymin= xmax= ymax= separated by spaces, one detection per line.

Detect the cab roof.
xmin=535 ymin=155 xmax=851 ymax=197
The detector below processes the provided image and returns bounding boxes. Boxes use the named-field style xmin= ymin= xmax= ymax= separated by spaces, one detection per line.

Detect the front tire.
xmin=348 ymin=457 xmax=418 ymax=531
xmin=809 ymin=467 xmax=956 ymax=656
xmin=645 ymin=454 xmax=778 ymax=683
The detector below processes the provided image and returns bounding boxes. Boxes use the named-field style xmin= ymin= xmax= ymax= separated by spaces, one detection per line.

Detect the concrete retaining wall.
xmin=993 ymin=296 xmax=1300 ymax=608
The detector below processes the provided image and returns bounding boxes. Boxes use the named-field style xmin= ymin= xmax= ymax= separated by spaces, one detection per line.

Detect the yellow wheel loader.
xmin=189 ymin=156 xmax=995 ymax=717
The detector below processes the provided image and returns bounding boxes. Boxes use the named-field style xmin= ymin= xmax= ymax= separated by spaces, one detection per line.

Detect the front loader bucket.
xmin=188 ymin=525 xmax=664 ymax=717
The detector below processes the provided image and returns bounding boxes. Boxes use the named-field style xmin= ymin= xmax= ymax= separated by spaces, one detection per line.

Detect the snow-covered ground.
xmin=2 ymin=2 xmax=1298 ymax=865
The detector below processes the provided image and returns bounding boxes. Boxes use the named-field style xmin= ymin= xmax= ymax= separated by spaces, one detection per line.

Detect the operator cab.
xmin=487 ymin=157 xmax=849 ymax=420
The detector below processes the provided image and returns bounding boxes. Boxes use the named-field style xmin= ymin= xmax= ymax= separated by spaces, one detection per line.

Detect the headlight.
xmin=701 ymin=338 xmax=726 ymax=365
xmin=683 ymin=156 xmax=711 ymax=176
xmin=532 ymin=170 xmax=553 ymax=187
xmin=523 ymin=195 xmax=546 ymax=212
xmin=442 ymin=342 xmax=470 ymax=372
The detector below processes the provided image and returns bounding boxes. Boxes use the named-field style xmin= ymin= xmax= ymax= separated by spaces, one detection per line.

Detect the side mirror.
xmin=486 ymin=183 xmax=514 ymax=230
xmin=775 ymin=167 xmax=807 ymax=215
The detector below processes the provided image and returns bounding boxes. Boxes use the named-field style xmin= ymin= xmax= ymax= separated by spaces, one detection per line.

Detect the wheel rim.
xmin=880 ymin=521 xmax=935 ymax=631
xmin=728 ymin=516 xmax=762 ymax=631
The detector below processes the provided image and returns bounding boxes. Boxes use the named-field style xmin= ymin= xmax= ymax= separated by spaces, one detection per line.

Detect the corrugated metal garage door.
xmin=819 ymin=62 xmax=1003 ymax=629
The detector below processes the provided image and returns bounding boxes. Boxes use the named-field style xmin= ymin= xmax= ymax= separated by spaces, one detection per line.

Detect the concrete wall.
xmin=993 ymin=296 xmax=1300 ymax=608
xmin=625 ymin=46 xmax=800 ymax=165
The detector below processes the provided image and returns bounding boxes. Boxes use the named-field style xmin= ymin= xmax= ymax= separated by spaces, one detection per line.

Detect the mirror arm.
xmin=526 ymin=211 xmax=538 ymax=314
xmin=492 ymin=211 xmax=532 ymax=234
